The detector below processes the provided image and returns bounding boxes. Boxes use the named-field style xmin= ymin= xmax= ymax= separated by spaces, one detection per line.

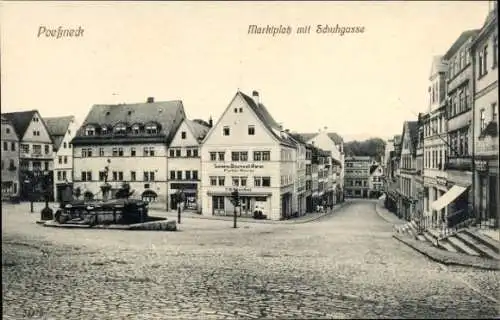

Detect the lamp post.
xmin=40 ymin=170 xmax=54 ymax=221
xmin=176 ymin=189 xmax=185 ymax=224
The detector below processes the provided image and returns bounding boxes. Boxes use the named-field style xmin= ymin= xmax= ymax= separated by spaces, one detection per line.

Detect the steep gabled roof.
xmin=185 ymin=119 xmax=210 ymax=142
xmin=2 ymin=110 xmax=38 ymax=138
xmin=239 ymin=91 xmax=296 ymax=147
xmin=296 ymin=132 xmax=344 ymax=145
xmin=44 ymin=116 xmax=74 ymax=136
xmin=429 ymin=55 xmax=448 ymax=79
xmin=370 ymin=164 xmax=381 ymax=175
xmin=443 ymin=29 xmax=480 ymax=60
xmin=407 ymin=121 xmax=419 ymax=153
xmin=72 ymin=100 xmax=185 ymax=145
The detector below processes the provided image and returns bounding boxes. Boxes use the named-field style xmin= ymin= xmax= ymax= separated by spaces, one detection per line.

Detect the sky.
xmin=0 ymin=1 xmax=492 ymax=142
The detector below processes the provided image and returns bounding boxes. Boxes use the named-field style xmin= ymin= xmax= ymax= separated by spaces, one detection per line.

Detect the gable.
xmin=1 ymin=120 xmax=19 ymax=141
xmin=203 ymin=93 xmax=278 ymax=146
xmin=20 ymin=111 xmax=53 ymax=143
xmin=170 ymin=120 xmax=199 ymax=147
xmin=306 ymin=132 xmax=341 ymax=160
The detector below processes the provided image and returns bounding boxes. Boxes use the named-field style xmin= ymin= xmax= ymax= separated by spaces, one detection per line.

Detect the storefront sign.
xmin=215 ymin=163 xmax=264 ymax=173
xmin=436 ymin=176 xmax=447 ymax=186
xmin=475 ymin=160 xmax=488 ymax=172
xmin=225 ymin=187 xmax=252 ymax=192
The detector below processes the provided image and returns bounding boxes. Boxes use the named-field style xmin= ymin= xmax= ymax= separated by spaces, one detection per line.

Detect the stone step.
xmin=447 ymin=236 xmax=480 ymax=256
xmin=427 ymin=228 xmax=441 ymax=240
xmin=454 ymin=232 xmax=500 ymax=260
xmin=416 ymin=234 xmax=426 ymax=242
xmin=437 ymin=240 xmax=458 ymax=253
xmin=463 ymin=229 xmax=500 ymax=254
xmin=423 ymin=231 xmax=438 ymax=246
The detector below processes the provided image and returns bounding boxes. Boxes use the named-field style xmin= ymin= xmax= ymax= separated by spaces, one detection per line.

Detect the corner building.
xmin=200 ymin=90 xmax=298 ymax=221
xmin=71 ymin=97 xmax=186 ymax=204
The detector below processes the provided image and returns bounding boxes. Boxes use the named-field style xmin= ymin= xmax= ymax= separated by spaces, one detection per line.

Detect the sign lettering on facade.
xmin=475 ymin=160 xmax=488 ymax=171
xmin=214 ymin=163 xmax=264 ymax=173
xmin=436 ymin=177 xmax=447 ymax=186
xmin=225 ymin=187 xmax=252 ymax=192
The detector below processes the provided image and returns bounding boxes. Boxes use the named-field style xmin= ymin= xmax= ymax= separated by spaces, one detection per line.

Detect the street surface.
xmin=2 ymin=199 xmax=499 ymax=319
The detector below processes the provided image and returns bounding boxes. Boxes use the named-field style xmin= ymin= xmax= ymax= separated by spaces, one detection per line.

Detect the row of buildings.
xmin=1 ymin=91 xmax=345 ymax=221
xmin=344 ymin=156 xmax=385 ymax=198
xmin=384 ymin=3 xmax=498 ymax=230
xmin=1 ymin=112 xmax=78 ymax=202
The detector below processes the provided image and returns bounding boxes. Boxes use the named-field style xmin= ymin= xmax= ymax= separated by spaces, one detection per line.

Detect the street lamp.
xmin=176 ymin=189 xmax=185 ymax=224
xmin=40 ymin=170 xmax=54 ymax=221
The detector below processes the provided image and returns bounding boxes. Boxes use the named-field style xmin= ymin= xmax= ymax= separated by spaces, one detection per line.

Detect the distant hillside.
xmin=344 ymin=138 xmax=386 ymax=162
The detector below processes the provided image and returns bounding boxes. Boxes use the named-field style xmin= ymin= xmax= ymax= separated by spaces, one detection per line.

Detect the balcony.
xmin=20 ymin=150 xmax=50 ymax=159
xmin=399 ymin=167 xmax=417 ymax=175
xmin=445 ymin=157 xmax=472 ymax=171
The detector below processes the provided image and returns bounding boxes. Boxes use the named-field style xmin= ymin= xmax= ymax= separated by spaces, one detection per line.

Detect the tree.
xmin=344 ymin=138 xmax=386 ymax=162
xmin=74 ymin=187 xmax=82 ymax=200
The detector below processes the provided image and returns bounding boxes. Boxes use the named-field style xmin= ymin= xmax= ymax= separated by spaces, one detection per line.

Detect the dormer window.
xmin=101 ymin=126 xmax=108 ymax=135
xmin=132 ymin=124 xmax=141 ymax=134
xmin=145 ymin=124 xmax=158 ymax=134
xmin=85 ymin=126 xmax=95 ymax=136
xmin=114 ymin=124 xmax=127 ymax=135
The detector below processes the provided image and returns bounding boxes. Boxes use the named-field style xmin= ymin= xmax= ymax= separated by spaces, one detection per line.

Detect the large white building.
xmin=167 ymin=118 xmax=211 ymax=211
xmin=71 ymin=97 xmax=186 ymax=204
xmin=45 ymin=116 xmax=79 ymax=202
xmin=200 ymin=90 xmax=300 ymax=221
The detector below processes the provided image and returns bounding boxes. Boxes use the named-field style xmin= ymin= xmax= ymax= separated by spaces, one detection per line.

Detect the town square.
xmin=1 ymin=1 xmax=499 ymax=319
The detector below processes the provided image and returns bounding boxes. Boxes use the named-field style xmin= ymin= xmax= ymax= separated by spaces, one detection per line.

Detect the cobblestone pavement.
xmin=2 ymin=200 xmax=499 ymax=319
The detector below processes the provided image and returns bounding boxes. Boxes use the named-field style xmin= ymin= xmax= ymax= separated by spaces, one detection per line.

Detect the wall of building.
xmin=73 ymin=143 xmax=168 ymax=202
xmin=1 ymin=121 xmax=20 ymax=198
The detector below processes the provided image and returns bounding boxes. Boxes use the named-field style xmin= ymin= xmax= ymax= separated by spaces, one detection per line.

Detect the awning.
xmin=431 ymin=185 xmax=468 ymax=211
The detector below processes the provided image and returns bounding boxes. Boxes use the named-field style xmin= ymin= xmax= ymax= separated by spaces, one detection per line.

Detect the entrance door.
xmin=240 ymin=196 xmax=251 ymax=216
xmin=212 ymin=196 xmax=225 ymax=215
xmin=489 ymin=175 xmax=498 ymax=227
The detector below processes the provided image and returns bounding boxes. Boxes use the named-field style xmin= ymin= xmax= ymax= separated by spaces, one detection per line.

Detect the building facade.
xmin=471 ymin=4 xmax=499 ymax=228
xmin=439 ymin=30 xmax=479 ymax=227
xmin=344 ymin=156 xmax=372 ymax=198
xmin=1 ymin=116 xmax=20 ymax=199
xmin=45 ymin=116 xmax=79 ymax=202
xmin=2 ymin=110 xmax=54 ymax=200
xmin=423 ymin=56 xmax=449 ymax=228
xmin=368 ymin=163 xmax=384 ymax=198
xmin=415 ymin=116 xmax=425 ymax=225
xmin=299 ymin=129 xmax=344 ymax=204
xmin=71 ymin=98 xmax=186 ymax=204
xmin=167 ymin=119 xmax=211 ymax=211
xmin=200 ymin=90 xmax=300 ymax=221
xmin=398 ymin=121 xmax=419 ymax=221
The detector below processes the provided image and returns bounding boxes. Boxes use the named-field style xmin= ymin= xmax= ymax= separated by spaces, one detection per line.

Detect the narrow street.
xmin=2 ymin=200 xmax=499 ymax=319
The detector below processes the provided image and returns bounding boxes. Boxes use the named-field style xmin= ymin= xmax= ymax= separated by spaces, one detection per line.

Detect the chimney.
xmin=208 ymin=116 xmax=213 ymax=128
xmin=147 ymin=97 xmax=154 ymax=103
xmin=252 ymin=90 xmax=260 ymax=105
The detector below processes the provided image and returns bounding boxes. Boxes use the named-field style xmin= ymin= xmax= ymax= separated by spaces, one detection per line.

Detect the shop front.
xmin=474 ymin=158 xmax=499 ymax=228
xmin=169 ymin=182 xmax=199 ymax=211
xmin=208 ymin=189 xmax=272 ymax=218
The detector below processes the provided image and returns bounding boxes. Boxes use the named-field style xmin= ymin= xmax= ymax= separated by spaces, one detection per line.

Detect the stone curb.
xmin=40 ymin=219 xmax=177 ymax=231
xmin=155 ymin=202 xmax=348 ymax=225
xmin=373 ymin=200 xmax=406 ymax=226
xmin=393 ymin=233 xmax=500 ymax=271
